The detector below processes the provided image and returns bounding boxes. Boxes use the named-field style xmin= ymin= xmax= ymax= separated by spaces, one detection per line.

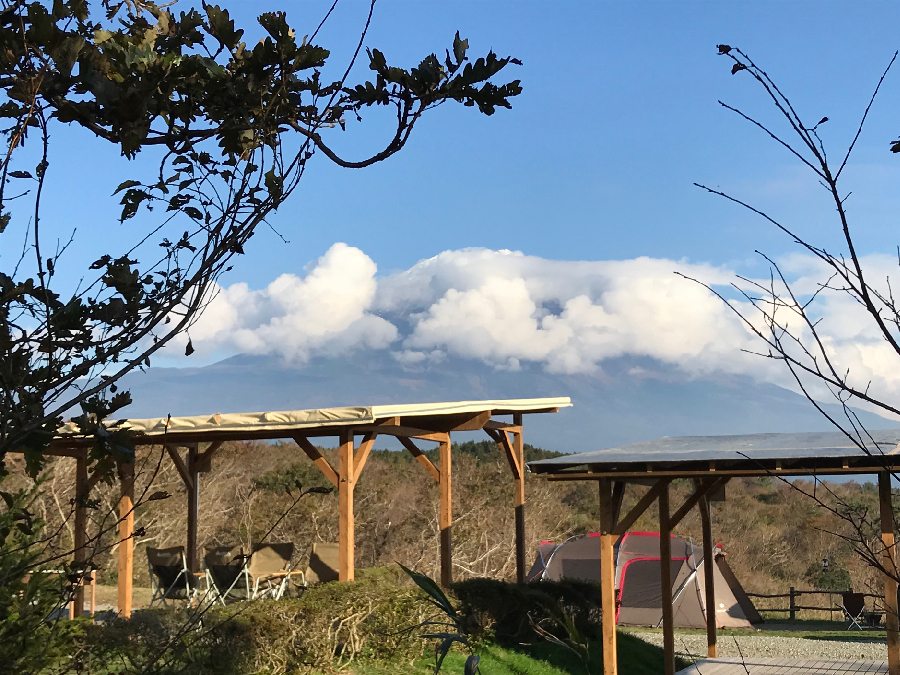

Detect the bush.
xmin=79 ymin=572 xmax=607 ymax=674
xmin=805 ymin=562 xmax=852 ymax=591
xmin=451 ymin=577 xmax=603 ymax=646
xmin=82 ymin=567 xmax=432 ymax=674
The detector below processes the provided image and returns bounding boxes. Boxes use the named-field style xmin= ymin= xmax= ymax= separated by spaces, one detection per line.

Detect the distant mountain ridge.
xmin=116 ymin=353 xmax=896 ymax=453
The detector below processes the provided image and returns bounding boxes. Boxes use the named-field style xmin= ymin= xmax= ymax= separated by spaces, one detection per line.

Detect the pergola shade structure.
xmin=528 ymin=430 xmax=900 ymax=675
xmin=48 ymin=397 xmax=571 ymax=619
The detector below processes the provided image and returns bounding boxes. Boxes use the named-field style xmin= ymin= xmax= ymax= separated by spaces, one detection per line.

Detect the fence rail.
xmin=745 ymin=587 xmax=881 ymax=621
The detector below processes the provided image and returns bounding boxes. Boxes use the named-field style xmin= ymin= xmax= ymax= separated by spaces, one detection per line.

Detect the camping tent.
xmin=527 ymin=531 xmax=761 ymax=629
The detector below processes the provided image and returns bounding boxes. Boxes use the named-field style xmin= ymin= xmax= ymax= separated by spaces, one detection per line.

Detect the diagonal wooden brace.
xmin=293 ymin=435 xmax=339 ymax=487
xmin=485 ymin=427 xmax=521 ymax=479
xmin=353 ymin=433 xmax=376 ymax=481
xmin=612 ymin=479 xmax=671 ymax=536
xmin=165 ymin=445 xmax=193 ymax=490
xmin=399 ymin=436 xmax=440 ymax=482
xmin=668 ymin=477 xmax=731 ymax=529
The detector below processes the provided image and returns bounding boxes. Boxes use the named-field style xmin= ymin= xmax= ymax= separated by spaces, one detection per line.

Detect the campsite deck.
xmin=676 ymin=658 xmax=889 ymax=674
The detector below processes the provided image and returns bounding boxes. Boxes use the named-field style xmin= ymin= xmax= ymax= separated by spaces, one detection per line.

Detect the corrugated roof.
xmin=528 ymin=429 xmax=900 ymax=477
xmin=57 ymin=397 xmax=571 ymax=441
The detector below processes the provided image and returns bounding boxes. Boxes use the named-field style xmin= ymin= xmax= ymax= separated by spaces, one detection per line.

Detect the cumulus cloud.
xmin=172 ymin=243 xmax=900 ymax=411
xmin=177 ymin=243 xmax=398 ymax=361
xmin=378 ymin=249 xmax=765 ymax=377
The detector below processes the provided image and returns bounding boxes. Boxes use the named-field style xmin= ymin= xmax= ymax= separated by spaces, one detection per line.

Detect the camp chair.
xmin=838 ymin=591 xmax=867 ymax=630
xmin=204 ymin=544 xmax=249 ymax=605
xmin=247 ymin=542 xmax=298 ymax=600
xmin=305 ymin=542 xmax=340 ymax=585
xmin=147 ymin=546 xmax=198 ymax=607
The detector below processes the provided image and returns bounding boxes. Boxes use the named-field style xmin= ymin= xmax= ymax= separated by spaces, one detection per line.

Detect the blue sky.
xmin=233 ymin=0 xmax=900 ymax=280
xmin=16 ymin=1 xmax=900 ymax=401
xmin=31 ymin=0 xmax=900 ymax=289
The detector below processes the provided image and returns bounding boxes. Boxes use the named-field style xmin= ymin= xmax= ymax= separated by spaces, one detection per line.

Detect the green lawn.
xmin=352 ymin=630 xmax=688 ymax=675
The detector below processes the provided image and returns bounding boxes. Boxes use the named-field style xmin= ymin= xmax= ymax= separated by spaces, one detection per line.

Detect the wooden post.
xmin=186 ymin=445 xmax=200 ymax=574
xmin=117 ymin=462 xmax=134 ymax=618
xmin=72 ymin=452 xmax=88 ymax=618
xmin=659 ymin=483 xmax=675 ymax=675
xmin=879 ymin=471 xmax=900 ymax=675
xmin=789 ymin=587 xmax=796 ymax=621
xmin=513 ymin=414 xmax=526 ymax=584
xmin=598 ymin=478 xmax=618 ymax=675
xmin=338 ymin=429 xmax=355 ymax=581
xmin=439 ymin=434 xmax=453 ymax=587
xmin=699 ymin=494 xmax=717 ymax=658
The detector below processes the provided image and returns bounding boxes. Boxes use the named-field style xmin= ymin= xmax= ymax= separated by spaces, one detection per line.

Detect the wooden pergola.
xmin=47 ymin=396 xmax=571 ymax=618
xmin=528 ymin=430 xmax=900 ymax=675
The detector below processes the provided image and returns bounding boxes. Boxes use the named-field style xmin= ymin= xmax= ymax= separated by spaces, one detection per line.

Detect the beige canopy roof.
xmin=56 ymin=397 xmax=572 ymax=444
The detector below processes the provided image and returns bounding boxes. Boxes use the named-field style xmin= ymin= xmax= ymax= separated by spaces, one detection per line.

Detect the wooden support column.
xmin=117 ymin=462 xmax=135 ymax=618
xmin=439 ymin=434 xmax=453 ymax=587
xmin=338 ymin=429 xmax=355 ymax=581
xmin=659 ymin=483 xmax=676 ymax=675
xmin=186 ymin=445 xmax=200 ymax=574
xmin=598 ymin=478 xmax=618 ymax=675
xmin=513 ymin=414 xmax=526 ymax=583
xmin=880 ymin=472 xmax=900 ymax=675
xmin=699 ymin=494 xmax=717 ymax=658
xmin=72 ymin=452 xmax=88 ymax=618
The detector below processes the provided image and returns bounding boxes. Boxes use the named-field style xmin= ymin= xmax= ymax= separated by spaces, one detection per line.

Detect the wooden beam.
xmin=611 ymin=481 xmax=625 ymax=529
xmin=73 ymin=452 xmax=88 ymax=618
xmin=659 ymin=484 xmax=676 ymax=675
xmin=401 ymin=410 xmax=492 ymax=433
xmin=486 ymin=427 xmax=521 ymax=479
xmin=294 ymin=435 xmax=338 ymax=487
xmin=483 ymin=420 xmax=523 ymax=434
xmin=186 ymin=446 xmax=200 ymax=574
xmin=669 ymin=477 xmax=730 ymax=528
xmin=699 ymin=493 xmax=717 ymax=658
xmin=165 ymin=444 xmax=193 ymax=490
xmin=598 ymin=478 xmax=618 ymax=675
xmin=349 ymin=424 xmax=447 ymax=442
xmin=398 ymin=436 xmax=440 ymax=483
xmin=195 ymin=440 xmax=223 ymax=473
xmin=612 ymin=479 xmax=670 ymax=536
xmin=374 ymin=416 xmax=401 ymax=426
xmin=880 ymin=472 xmax=900 ymax=675
xmin=439 ymin=435 xmax=453 ymax=587
xmin=513 ymin=428 xmax=526 ymax=583
xmin=117 ymin=462 xmax=134 ymax=618
xmin=353 ymin=433 xmax=376 ymax=481
xmin=338 ymin=429 xmax=355 ymax=581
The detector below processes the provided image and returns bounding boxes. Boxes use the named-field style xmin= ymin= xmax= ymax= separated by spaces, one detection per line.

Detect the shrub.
xmin=451 ymin=577 xmax=603 ymax=646
xmin=82 ymin=567 xmax=432 ymax=674
xmin=805 ymin=562 xmax=852 ymax=591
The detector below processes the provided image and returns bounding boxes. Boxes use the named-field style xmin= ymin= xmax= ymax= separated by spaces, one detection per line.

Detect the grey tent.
xmin=528 ymin=531 xmax=760 ymax=629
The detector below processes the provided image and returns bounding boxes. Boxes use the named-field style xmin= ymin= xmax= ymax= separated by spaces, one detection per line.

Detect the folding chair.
xmin=304 ymin=542 xmax=339 ymax=585
xmin=204 ymin=544 xmax=250 ymax=605
xmin=147 ymin=546 xmax=198 ymax=607
xmin=247 ymin=542 xmax=298 ymax=600
xmin=838 ymin=591 xmax=867 ymax=630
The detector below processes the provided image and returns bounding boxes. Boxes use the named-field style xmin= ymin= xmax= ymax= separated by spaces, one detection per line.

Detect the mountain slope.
xmin=116 ymin=353 xmax=896 ymax=452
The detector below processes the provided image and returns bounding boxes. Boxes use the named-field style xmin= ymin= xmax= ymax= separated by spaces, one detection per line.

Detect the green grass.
xmin=350 ymin=630 xmax=687 ymax=675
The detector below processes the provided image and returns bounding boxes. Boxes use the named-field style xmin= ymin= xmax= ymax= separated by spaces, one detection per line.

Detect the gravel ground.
xmin=629 ymin=631 xmax=889 ymax=663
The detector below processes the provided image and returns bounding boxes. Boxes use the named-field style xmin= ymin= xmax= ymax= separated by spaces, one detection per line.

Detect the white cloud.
xmin=379 ymin=249 xmax=765 ymax=377
xmin=170 ymin=243 xmax=900 ymax=413
xmin=175 ymin=243 xmax=398 ymax=361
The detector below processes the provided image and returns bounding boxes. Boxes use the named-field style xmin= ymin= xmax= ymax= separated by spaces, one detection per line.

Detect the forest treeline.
xmin=6 ymin=440 xmax=892 ymax=597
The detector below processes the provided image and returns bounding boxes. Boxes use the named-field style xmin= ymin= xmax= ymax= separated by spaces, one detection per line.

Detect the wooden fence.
xmin=746 ymin=587 xmax=881 ymax=621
